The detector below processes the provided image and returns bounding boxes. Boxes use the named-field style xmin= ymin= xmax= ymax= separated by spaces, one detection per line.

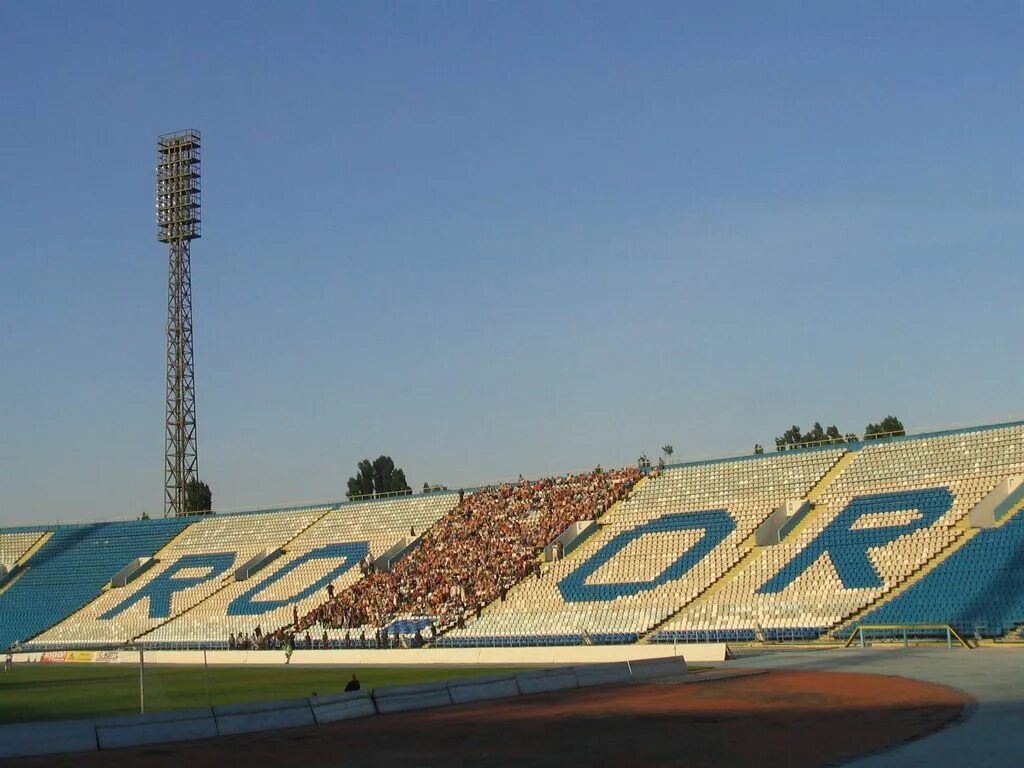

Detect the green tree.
xmin=775 ymin=422 xmax=845 ymax=450
xmin=184 ymin=480 xmax=212 ymax=514
xmin=805 ymin=422 xmax=826 ymax=443
xmin=773 ymin=416 xmax=905 ymax=450
xmin=864 ymin=416 xmax=906 ymax=440
xmin=347 ymin=459 xmax=375 ymax=498
xmin=775 ymin=425 xmax=803 ymax=451
xmin=347 ymin=455 xmax=411 ymax=499
xmin=661 ymin=444 xmax=674 ymax=459
xmin=753 ymin=444 xmax=764 ymax=455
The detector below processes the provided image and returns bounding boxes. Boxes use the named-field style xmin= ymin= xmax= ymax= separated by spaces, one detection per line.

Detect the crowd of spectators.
xmin=287 ymin=466 xmax=641 ymax=638
xmin=227 ymin=624 xmax=437 ymax=651
xmin=227 ymin=624 xmax=329 ymax=651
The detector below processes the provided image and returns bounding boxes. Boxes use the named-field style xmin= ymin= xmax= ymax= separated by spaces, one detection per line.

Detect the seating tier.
xmin=298 ymin=469 xmax=642 ymax=640
xmin=141 ymin=495 xmax=457 ymax=646
xmin=654 ymin=424 xmax=1024 ymax=642
xmin=853 ymin=503 xmax=1024 ymax=637
xmin=441 ymin=450 xmax=842 ymax=646
xmin=30 ymin=508 xmax=326 ymax=647
xmin=0 ymin=531 xmax=45 ymax=565
xmin=0 ymin=519 xmax=190 ymax=649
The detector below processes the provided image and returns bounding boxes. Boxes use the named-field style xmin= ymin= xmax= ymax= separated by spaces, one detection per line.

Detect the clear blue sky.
xmin=1 ymin=1 xmax=1021 ymax=525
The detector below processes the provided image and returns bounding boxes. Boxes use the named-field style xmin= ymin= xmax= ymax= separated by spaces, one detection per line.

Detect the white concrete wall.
xmin=374 ymin=536 xmax=412 ymax=571
xmin=15 ymin=643 xmax=727 ymax=668
xmin=110 ymin=557 xmax=152 ymax=588
xmin=100 ymin=643 xmax=726 ymax=667
xmin=543 ymin=520 xmax=596 ymax=561
xmin=969 ymin=475 xmax=1024 ymax=528
xmin=755 ymin=499 xmax=807 ymax=546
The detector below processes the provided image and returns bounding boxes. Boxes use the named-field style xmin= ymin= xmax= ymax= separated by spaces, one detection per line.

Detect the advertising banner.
xmin=64 ymin=650 xmax=96 ymax=663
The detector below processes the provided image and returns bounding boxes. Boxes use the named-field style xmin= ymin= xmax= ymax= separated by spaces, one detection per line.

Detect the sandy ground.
xmin=2 ymin=669 xmax=971 ymax=768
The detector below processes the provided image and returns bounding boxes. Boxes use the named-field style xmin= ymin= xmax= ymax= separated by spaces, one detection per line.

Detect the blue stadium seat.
xmin=0 ymin=519 xmax=190 ymax=649
xmin=856 ymin=510 xmax=1024 ymax=637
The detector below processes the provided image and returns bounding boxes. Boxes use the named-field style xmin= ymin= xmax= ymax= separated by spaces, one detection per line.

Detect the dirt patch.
xmin=2 ymin=669 xmax=972 ymax=768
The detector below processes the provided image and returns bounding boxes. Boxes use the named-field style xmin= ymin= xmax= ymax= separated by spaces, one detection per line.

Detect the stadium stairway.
xmin=742 ymin=450 xmax=857 ymax=548
xmin=14 ymin=531 xmax=52 ymax=566
xmin=805 ymin=450 xmax=857 ymax=504
xmin=774 ymin=450 xmax=858 ymax=543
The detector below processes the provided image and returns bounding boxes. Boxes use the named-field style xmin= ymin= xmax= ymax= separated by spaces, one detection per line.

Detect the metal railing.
xmin=344 ymin=488 xmax=417 ymax=502
xmin=844 ymin=623 xmax=970 ymax=649
xmin=774 ymin=429 xmax=907 ymax=452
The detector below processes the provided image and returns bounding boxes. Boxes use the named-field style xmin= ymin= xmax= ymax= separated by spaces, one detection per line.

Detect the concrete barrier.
xmin=572 ymin=662 xmax=633 ymax=688
xmin=628 ymin=656 xmax=689 ymax=682
xmin=214 ymin=697 xmax=315 ymax=735
xmin=120 ymin=642 xmax=726 ymax=667
xmin=373 ymin=680 xmax=453 ymax=714
xmin=110 ymin=556 xmax=155 ymax=588
xmin=310 ymin=690 xmax=377 ymax=723
xmin=969 ymin=475 xmax=1023 ymax=527
xmin=0 ymin=719 xmax=98 ymax=758
xmin=514 ymin=667 xmax=579 ymax=695
xmin=447 ymin=674 xmax=520 ymax=705
xmin=755 ymin=499 xmax=808 ymax=545
xmin=95 ymin=708 xmax=217 ymax=749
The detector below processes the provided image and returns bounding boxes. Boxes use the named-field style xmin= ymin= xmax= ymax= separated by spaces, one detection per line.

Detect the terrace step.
xmin=806 ymin=450 xmax=857 ymax=504
xmin=16 ymin=531 xmax=53 ymax=566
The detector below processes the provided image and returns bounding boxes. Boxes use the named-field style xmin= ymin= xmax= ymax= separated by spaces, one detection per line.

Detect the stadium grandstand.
xmin=3 ymin=420 xmax=1024 ymax=653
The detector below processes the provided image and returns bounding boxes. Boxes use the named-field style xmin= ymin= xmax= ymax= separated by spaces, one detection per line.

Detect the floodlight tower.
xmin=157 ymin=130 xmax=202 ymax=517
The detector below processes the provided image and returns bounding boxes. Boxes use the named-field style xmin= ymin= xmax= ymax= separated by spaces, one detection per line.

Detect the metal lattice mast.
xmin=157 ymin=131 xmax=202 ymax=517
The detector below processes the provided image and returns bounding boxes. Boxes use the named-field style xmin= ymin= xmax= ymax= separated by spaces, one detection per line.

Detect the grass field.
xmin=0 ymin=663 xmax=519 ymax=724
